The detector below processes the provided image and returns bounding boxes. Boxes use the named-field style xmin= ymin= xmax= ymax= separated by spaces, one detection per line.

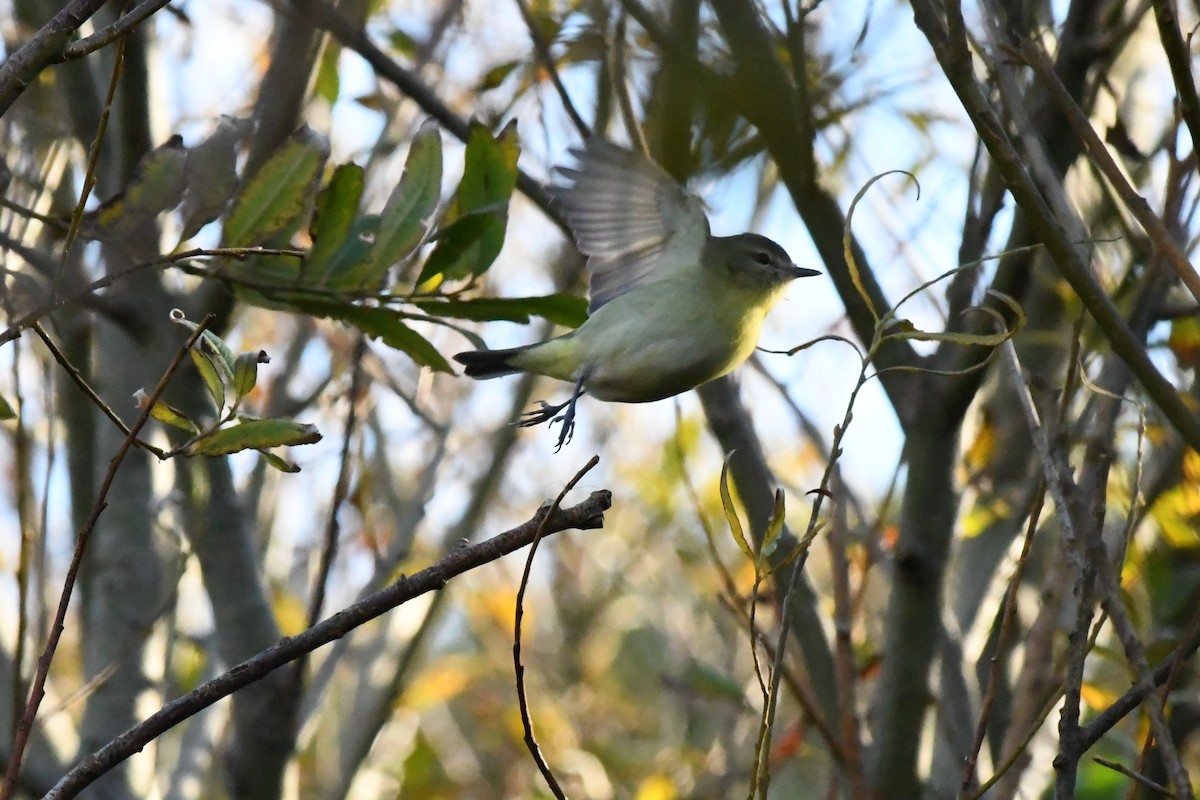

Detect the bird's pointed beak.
xmin=788 ymin=265 xmax=822 ymax=279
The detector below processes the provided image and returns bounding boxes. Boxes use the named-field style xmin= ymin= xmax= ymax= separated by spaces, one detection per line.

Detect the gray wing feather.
xmin=554 ymin=140 xmax=707 ymax=311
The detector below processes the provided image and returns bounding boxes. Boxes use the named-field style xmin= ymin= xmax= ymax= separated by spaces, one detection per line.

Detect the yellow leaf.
xmin=1080 ymin=682 xmax=1118 ymax=710
xmin=635 ymin=774 xmax=677 ymax=800
xmin=273 ymin=592 xmax=308 ymax=636
xmin=405 ymin=657 xmax=474 ymax=710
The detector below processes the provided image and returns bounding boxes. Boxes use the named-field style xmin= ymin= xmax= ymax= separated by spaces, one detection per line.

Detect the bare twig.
xmin=1 ymin=315 xmax=214 ymax=800
xmin=511 ymin=0 xmax=590 ymax=138
xmin=0 ymin=247 xmax=305 ymax=346
xmin=31 ymin=323 xmax=167 ymax=459
xmin=58 ymin=0 xmax=175 ymax=61
xmin=1000 ymin=341 xmax=1192 ymax=799
xmin=61 ymin=24 xmax=125 ymax=267
xmin=513 ymin=455 xmax=600 ymax=800
xmin=909 ymin=0 xmax=1200 ymax=452
xmin=1096 ymin=757 xmax=1175 ymax=798
xmin=958 ymin=483 xmax=1046 ymax=796
xmin=1150 ymin=0 xmax=1200 ymax=178
xmin=826 ymin=482 xmax=867 ymax=797
xmin=44 ymin=489 xmax=611 ymax=800
xmin=305 ymin=336 xmax=367 ymax=629
xmin=1021 ymin=41 xmax=1200 ymax=305
xmin=0 ymin=0 xmax=109 ymax=117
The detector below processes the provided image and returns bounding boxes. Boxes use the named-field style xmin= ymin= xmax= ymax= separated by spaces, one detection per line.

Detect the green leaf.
xmin=187 ymin=418 xmax=322 ymax=456
xmin=307 ymin=162 xmax=365 ymax=281
xmin=679 ymin=659 xmax=748 ymax=705
xmin=719 ymin=456 xmax=754 ymax=562
xmin=257 ymin=448 xmax=301 ymax=473
xmin=314 ymin=40 xmax=341 ymax=105
xmin=413 ymin=293 xmax=587 ymax=328
xmin=234 ymin=350 xmax=269 ymax=399
xmin=190 ymin=347 xmax=226 ymax=412
xmin=479 ymin=60 xmax=520 ymax=92
xmin=287 ymin=298 xmax=453 ymax=373
xmin=149 ymin=400 xmax=201 ymax=434
xmin=366 ymin=122 xmax=443 ymax=277
xmin=0 ymin=394 xmax=13 ymax=420
xmin=222 ymin=126 xmax=330 ymax=248
xmin=761 ymin=489 xmax=786 ymax=560
xmin=417 ymin=209 xmax=506 ymax=283
xmin=419 ymin=120 xmax=519 ymax=283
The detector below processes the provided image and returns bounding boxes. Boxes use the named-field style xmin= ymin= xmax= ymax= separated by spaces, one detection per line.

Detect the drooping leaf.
xmin=419 ymin=120 xmax=519 ymax=283
xmin=234 ymin=350 xmax=269 ymax=400
xmin=288 ymin=297 xmax=453 ymax=373
xmin=222 ymin=126 xmax=329 ymax=248
xmin=190 ymin=347 xmax=226 ymax=412
xmin=479 ymin=60 xmax=520 ymax=92
xmin=257 ymin=448 xmax=301 ymax=473
xmin=314 ymin=40 xmax=342 ymax=105
xmin=761 ymin=489 xmax=786 ymax=560
xmin=413 ymin=293 xmax=587 ymax=328
xmin=416 ymin=209 xmax=506 ymax=283
xmin=720 ymin=456 xmax=754 ymax=562
xmin=180 ymin=116 xmax=254 ymax=240
xmin=187 ymin=418 xmax=322 ymax=456
xmin=306 ymin=162 xmax=366 ymax=281
xmin=149 ymin=400 xmax=201 ymax=434
xmin=366 ymin=122 xmax=443 ymax=279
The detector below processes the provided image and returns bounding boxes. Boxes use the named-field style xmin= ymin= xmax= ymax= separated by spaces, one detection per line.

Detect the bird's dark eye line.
xmin=753 ymin=252 xmax=770 ymax=265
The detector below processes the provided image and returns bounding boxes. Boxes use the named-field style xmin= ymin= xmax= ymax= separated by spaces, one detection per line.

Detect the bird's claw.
xmin=515 ymin=399 xmax=576 ymax=451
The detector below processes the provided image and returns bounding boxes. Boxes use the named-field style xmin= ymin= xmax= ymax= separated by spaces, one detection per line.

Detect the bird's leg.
xmin=516 ymin=374 xmax=587 ymax=451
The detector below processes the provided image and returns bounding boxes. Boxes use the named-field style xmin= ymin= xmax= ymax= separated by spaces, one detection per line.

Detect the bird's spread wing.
xmin=554 ymin=140 xmax=708 ymax=311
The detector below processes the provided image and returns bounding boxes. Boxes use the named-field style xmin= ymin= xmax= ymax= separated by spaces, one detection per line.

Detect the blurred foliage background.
xmin=2 ymin=0 xmax=1200 ymax=798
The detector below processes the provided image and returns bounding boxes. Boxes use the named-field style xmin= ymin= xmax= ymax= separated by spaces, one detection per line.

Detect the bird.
xmin=454 ymin=139 xmax=820 ymax=451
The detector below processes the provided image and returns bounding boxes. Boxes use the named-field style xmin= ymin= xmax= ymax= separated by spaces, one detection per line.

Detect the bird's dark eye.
xmin=753 ymin=251 xmax=771 ymax=265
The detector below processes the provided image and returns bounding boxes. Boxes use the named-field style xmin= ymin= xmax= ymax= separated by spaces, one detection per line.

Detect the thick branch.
xmin=909 ymin=0 xmax=1200 ymax=452
xmin=43 ymin=491 xmax=611 ymax=800
xmin=0 ymin=0 xmax=109 ymax=117
xmin=699 ymin=0 xmax=924 ymax=426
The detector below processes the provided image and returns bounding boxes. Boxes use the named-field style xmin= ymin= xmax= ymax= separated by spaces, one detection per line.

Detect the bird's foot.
xmin=516 ymin=398 xmax=577 ymax=452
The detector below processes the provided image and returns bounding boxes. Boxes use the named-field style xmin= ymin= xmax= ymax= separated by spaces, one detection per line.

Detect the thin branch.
xmin=61 ymin=22 xmax=125 ymax=266
xmin=511 ymin=0 xmax=590 ymax=138
xmin=1 ymin=315 xmax=214 ymax=800
xmin=1000 ymin=341 xmax=1192 ymax=799
xmin=909 ymin=0 xmax=1200 ymax=453
xmin=31 ymin=323 xmax=167 ymax=459
xmin=1150 ymin=0 xmax=1200 ymax=179
xmin=1096 ymin=757 xmax=1175 ymax=798
xmin=1080 ymin=602 xmax=1200 ymax=752
xmin=1021 ymin=41 xmax=1200 ymax=305
xmin=513 ymin=455 xmax=600 ymax=800
xmin=58 ymin=0 xmax=174 ymax=61
xmin=44 ymin=489 xmax=611 ymax=800
xmin=958 ymin=482 xmax=1046 ymax=796
xmin=304 ymin=336 xmax=367 ymax=629
xmin=0 ymin=246 xmax=304 ymax=346
xmin=0 ymin=0 xmax=109 ymax=117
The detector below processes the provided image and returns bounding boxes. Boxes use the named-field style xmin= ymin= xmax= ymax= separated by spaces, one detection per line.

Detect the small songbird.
xmin=454 ymin=139 xmax=820 ymax=450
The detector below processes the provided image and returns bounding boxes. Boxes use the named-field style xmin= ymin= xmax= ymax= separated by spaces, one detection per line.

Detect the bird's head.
xmin=712 ymin=233 xmax=821 ymax=292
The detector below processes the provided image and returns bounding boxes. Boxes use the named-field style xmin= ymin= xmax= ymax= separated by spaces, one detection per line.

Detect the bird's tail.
xmin=453 ymin=346 xmax=529 ymax=379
